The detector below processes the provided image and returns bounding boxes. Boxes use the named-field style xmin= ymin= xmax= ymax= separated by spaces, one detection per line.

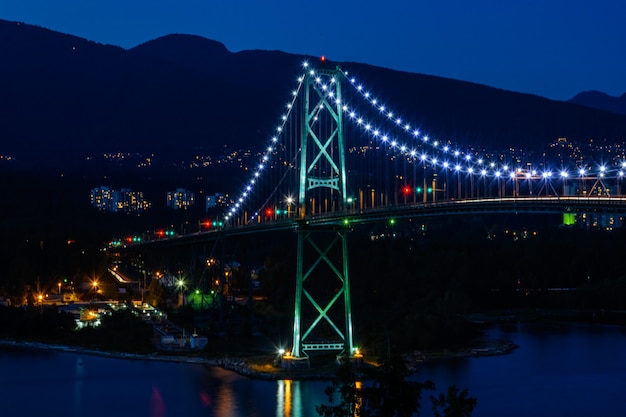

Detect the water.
xmin=413 ymin=322 xmax=626 ymax=417
xmin=0 ymin=347 xmax=328 ymax=417
xmin=2 ymin=322 xmax=626 ymax=417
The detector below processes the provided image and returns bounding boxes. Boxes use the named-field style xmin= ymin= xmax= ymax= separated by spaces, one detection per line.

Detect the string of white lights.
xmin=222 ymin=62 xmax=626 ymax=225
xmin=222 ymin=71 xmax=306 ymax=224
xmin=336 ymin=69 xmax=626 ymax=181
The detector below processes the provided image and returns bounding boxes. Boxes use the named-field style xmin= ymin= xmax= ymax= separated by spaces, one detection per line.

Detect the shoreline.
xmin=0 ymin=336 xmax=518 ymax=380
xmin=2 ymin=311 xmax=618 ymax=380
xmin=0 ymin=339 xmax=218 ymax=365
xmin=0 ymin=338 xmax=330 ymax=379
xmin=402 ymin=338 xmax=519 ymax=374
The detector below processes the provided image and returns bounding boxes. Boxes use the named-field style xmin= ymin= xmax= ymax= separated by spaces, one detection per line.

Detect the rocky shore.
xmin=403 ymin=338 xmax=519 ymax=374
xmin=0 ymin=336 xmax=518 ymax=381
xmin=0 ymin=339 xmax=218 ymax=365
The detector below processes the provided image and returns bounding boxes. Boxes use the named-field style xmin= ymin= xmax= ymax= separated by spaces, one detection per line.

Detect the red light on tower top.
xmin=320 ymin=55 xmax=326 ymax=62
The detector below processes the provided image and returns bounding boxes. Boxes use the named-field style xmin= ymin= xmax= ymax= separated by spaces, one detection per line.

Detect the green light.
xmin=416 ymin=187 xmax=422 ymax=193
xmin=195 ymin=289 xmax=200 ymax=295
xmin=343 ymin=219 xmax=349 ymax=225
xmin=389 ymin=218 xmax=396 ymax=225
xmin=427 ymin=187 xmax=432 ymax=193
xmin=563 ymin=212 xmax=575 ymax=226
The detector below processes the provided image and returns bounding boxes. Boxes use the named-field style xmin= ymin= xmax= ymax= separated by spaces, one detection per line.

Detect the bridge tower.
xmin=285 ymin=65 xmax=357 ymax=367
xmin=297 ymin=65 xmax=347 ymax=213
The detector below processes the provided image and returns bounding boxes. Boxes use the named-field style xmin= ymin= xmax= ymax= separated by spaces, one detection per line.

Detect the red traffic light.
xmin=402 ymin=186 xmax=411 ymax=195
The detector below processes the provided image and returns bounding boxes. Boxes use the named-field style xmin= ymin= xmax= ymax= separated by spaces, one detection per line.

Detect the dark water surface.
xmin=414 ymin=322 xmax=626 ymax=417
xmin=0 ymin=346 xmax=328 ymax=417
xmin=2 ymin=322 xmax=626 ymax=416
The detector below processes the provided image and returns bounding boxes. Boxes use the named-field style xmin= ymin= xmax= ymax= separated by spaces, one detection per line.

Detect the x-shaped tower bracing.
xmin=291 ymin=66 xmax=355 ymax=359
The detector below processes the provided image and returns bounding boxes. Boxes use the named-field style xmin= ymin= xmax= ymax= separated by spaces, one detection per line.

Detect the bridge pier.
xmin=280 ymin=354 xmax=310 ymax=370
xmin=288 ymin=221 xmax=355 ymax=364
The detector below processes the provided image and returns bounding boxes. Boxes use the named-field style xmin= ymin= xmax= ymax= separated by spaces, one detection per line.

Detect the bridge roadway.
xmin=113 ymin=195 xmax=626 ymax=251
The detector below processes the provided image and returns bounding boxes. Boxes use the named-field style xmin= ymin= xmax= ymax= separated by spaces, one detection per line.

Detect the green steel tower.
xmin=287 ymin=65 xmax=356 ymax=366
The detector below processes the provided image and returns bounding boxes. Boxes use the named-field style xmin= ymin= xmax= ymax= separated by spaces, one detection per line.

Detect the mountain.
xmin=568 ymin=91 xmax=626 ymax=116
xmin=2 ymin=19 xmax=626 ymax=175
xmin=0 ymin=21 xmax=276 ymax=170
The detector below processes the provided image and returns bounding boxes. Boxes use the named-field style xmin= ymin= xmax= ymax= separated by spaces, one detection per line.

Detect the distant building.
xmin=167 ymin=188 xmax=195 ymax=210
xmin=90 ymin=187 xmax=151 ymax=213
xmin=116 ymin=188 xmax=151 ymax=213
xmin=206 ymin=193 xmax=228 ymax=211
xmin=90 ymin=186 xmax=116 ymax=211
xmin=578 ymin=212 xmax=623 ymax=231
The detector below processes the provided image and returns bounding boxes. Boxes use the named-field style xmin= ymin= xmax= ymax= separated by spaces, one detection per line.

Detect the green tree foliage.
xmin=90 ymin=309 xmax=154 ymax=351
xmin=360 ymin=355 xmax=434 ymax=417
xmin=0 ymin=305 xmax=76 ymax=341
xmin=430 ymin=385 xmax=477 ymax=417
xmin=317 ymin=356 xmax=477 ymax=417
xmin=316 ymin=358 xmax=361 ymax=417
xmin=259 ymin=256 xmax=295 ymax=312
xmin=147 ymin=277 xmax=166 ymax=308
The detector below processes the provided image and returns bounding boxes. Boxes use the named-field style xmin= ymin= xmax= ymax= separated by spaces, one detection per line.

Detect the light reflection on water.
xmin=275 ymin=379 xmax=309 ymax=417
xmin=0 ymin=346 xmax=328 ymax=417
xmin=2 ymin=322 xmax=626 ymax=417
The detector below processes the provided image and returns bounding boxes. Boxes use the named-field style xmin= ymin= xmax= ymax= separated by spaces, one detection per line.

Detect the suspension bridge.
xmin=110 ymin=60 xmax=626 ymax=368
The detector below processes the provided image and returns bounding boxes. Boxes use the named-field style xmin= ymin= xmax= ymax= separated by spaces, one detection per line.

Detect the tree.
xmin=92 ymin=309 xmax=154 ymax=351
xmin=147 ymin=277 xmax=166 ymax=308
xmin=317 ymin=355 xmax=477 ymax=417
xmin=316 ymin=357 xmax=362 ymax=417
xmin=430 ymin=385 xmax=477 ymax=417
xmin=360 ymin=355 xmax=434 ymax=417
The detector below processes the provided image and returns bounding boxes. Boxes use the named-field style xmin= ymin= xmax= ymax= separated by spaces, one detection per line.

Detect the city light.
xmin=215 ymin=62 xmax=626 ymax=226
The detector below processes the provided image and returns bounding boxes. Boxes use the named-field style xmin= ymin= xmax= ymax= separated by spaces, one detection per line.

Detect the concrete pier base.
xmin=350 ymin=354 xmax=364 ymax=368
xmin=281 ymin=355 xmax=310 ymax=370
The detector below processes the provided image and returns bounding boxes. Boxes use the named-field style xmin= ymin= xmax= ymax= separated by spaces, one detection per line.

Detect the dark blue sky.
xmin=3 ymin=0 xmax=625 ymax=101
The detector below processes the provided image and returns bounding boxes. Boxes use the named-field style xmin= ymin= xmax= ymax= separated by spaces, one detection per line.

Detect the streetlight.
xmin=92 ymin=280 xmax=98 ymax=300
xmin=142 ymin=271 xmax=146 ymax=305
xmin=37 ymin=293 xmax=44 ymax=313
xmin=560 ymin=170 xmax=569 ymax=196
xmin=177 ymin=279 xmax=185 ymax=306
xmin=579 ymin=167 xmax=586 ymax=196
